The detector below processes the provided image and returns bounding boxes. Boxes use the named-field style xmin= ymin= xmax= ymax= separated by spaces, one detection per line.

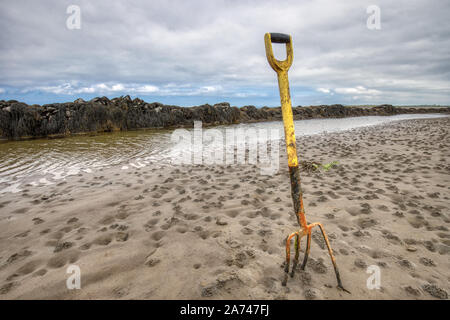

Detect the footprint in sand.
xmin=355 ymin=217 xmax=378 ymax=229
xmin=269 ymin=213 xmax=281 ymax=220
xmin=98 ymin=215 xmax=115 ymax=225
xmin=40 ymin=228 xmax=51 ymax=235
xmin=47 ymin=250 xmax=80 ymax=269
xmin=196 ymin=229 xmax=210 ymax=240
xmin=176 ymin=226 xmax=188 ymax=234
xmin=345 ymin=206 xmax=365 ymax=216
xmin=14 ymin=230 xmax=30 ymax=238
xmin=239 ymin=220 xmax=250 ymax=226
xmin=245 ymin=211 xmax=259 ymax=219
xmin=422 ymin=240 xmax=436 ymax=252
xmin=59 ymin=226 xmax=73 ymax=234
xmin=144 ymin=218 xmax=159 ymax=231
xmin=32 ymin=268 xmax=47 ymax=277
xmin=15 ymin=259 xmax=42 ymax=276
xmin=311 ymin=230 xmax=326 ymax=249
xmin=49 ymin=231 xmax=64 ymax=240
xmin=354 ymin=258 xmax=367 ymax=269
xmin=151 ymin=230 xmax=166 ymax=241
xmin=109 ymin=224 xmax=128 ymax=231
xmin=422 ymin=284 xmax=448 ymax=299
xmin=381 ymin=230 xmax=401 ymax=244
xmin=79 ymin=243 xmax=91 ymax=251
xmin=67 ymin=217 xmax=79 ymax=224
xmin=145 ymin=257 xmax=161 ymax=267
xmin=257 ymin=229 xmax=272 ymax=237
xmin=116 ymin=209 xmax=131 ymax=219
xmin=115 ymin=232 xmax=129 ymax=242
xmin=419 ymin=257 xmax=436 ymax=267
xmin=112 ymin=286 xmax=130 ymax=298
xmin=259 ymin=207 xmax=271 ymax=218
xmin=160 ymin=217 xmax=179 ymax=230
xmin=241 ymin=227 xmax=254 ymax=235
xmin=225 ymin=210 xmax=239 ymax=218
xmin=215 ymin=216 xmax=228 ymax=226
xmin=93 ymin=234 xmax=113 ymax=246
xmin=54 ymin=241 xmax=74 ymax=253
xmin=376 ymin=205 xmax=389 ymax=212
xmin=32 ymin=217 xmax=45 ymax=225
xmin=397 ymin=258 xmax=415 ymax=270
xmin=307 ymin=257 xmax=328 ymax=274
xmin=407 ymin=216 xmax=429 ymax=229
xmin=0 ymin=282 xmax=17 ymax=295
xmin=12 ymin=207 xmax=29 ymax=214
xmin=184 ymin=213 xmax=200 ymax=221
xmin=326 ymin=191 xmax=340 ymax=199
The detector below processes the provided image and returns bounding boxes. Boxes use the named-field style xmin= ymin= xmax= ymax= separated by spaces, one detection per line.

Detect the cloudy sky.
xmin=0 ymin=0 xmax=449 ymax=106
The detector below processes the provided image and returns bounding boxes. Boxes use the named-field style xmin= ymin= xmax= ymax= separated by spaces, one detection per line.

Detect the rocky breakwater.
xmin=0 ymin=96 xmax=449 ymax=140
xmin=240 ymin=104 xmax=450 ymax=122
xmin=0 ymin=96 xmax=240 ymax=140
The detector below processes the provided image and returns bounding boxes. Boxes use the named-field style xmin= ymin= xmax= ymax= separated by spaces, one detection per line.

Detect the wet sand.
xmin=0 ymin=117 xmax=449 ymax=299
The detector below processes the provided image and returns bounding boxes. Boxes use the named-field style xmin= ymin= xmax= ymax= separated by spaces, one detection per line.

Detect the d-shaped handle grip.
xmin=264 ymin=33 xmax=293 ymax=73
xmin=270 ymin=33 xmax=291 ymax=44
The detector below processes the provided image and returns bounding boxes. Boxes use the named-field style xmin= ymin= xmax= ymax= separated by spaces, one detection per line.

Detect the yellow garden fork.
xmin=264 ymin=33 xmax=349 ymax=293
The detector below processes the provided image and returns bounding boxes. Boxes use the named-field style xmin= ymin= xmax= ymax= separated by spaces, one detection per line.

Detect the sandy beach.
xmin=0 ymin=117 xmax=449 ymax=300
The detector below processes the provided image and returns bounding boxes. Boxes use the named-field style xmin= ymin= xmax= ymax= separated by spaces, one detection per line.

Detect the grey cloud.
xmin=0 ymin=0 xmax=449 ymax=105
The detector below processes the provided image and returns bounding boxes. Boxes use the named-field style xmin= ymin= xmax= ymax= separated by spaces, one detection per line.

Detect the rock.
xmin=74 ymin=98 xmax=85 ymax=104
xmin=1 ymin=97 xmax=448 ymax=140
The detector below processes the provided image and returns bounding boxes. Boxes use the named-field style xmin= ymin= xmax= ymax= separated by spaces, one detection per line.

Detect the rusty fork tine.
xmin=310 ymin=222 xmax=351 ymax=293
xmin=282 ymin=232 xmax=298 ymax=286
xmin=290 ymin=233 xmax=300 ymax=278
xmin=300 ymin=231 xmax=311 ymax=270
